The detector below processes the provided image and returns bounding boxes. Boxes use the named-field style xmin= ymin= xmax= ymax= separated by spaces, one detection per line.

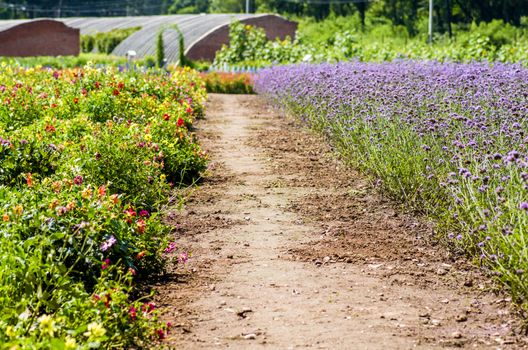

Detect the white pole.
xmin=246 ymin=0 xmax=250 ymax=13
xmin=428 ymin=0 xmax=433 ymax=43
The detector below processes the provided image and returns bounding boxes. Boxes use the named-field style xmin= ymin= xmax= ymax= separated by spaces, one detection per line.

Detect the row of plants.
xmin=0 ymin=54 xmax=158 ymax=70
xmin=255 ymin=62 xmax=528 ymax=312
xmin=0 ymin=63 xmax=207 ymax=348
xmin=214 ymin=20 xmax=528 ymax=68
xmin=199 ymin=72 xmax=254 ymax=94
xmin=81 ymin=27 xmax=141 ymax=55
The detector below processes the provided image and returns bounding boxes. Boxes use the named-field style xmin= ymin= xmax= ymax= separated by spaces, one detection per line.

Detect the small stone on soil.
xmin=451 ymin=331 xmax=462 ymax=339
xmin=455 ymin=314 xmax=468 ymax=322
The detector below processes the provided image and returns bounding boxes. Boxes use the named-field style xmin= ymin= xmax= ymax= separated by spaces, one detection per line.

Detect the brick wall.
xmin=186 ymin=15 xmax=297 ymax=62
xmin=0 ymin=20 xmax=79 ymax=57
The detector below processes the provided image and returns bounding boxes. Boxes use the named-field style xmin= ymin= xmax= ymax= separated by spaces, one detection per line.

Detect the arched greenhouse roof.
xmin=61 ymin=14 xmax=297 ymax=62
xmin=0 ymin=14 xmax=297 ymax=62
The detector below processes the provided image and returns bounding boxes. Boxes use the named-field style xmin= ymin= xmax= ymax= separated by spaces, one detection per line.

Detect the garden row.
xmin=214 ymin=21 xmax=528 ymax=68
xmin=0 ymin=63 xmax=207 ymax=348
xmin=256 ymin=62 xmax=528 ymax=311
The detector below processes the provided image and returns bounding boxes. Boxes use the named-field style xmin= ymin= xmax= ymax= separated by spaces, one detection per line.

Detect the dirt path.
xmin=156 ymin=94 xmax=527 ymax=349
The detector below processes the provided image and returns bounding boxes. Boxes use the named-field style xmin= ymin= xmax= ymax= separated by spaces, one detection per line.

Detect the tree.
xmin=168 ymin=0 xmax=209 ymax=14
xmin=156 ymin=30 xmax=165 ymax=68
xmin=210 ymin=0 xmax=244 ymax=13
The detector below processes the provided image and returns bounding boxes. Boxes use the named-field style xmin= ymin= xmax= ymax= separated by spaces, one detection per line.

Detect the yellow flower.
xmin=6 ymin=326 xmax=15 ymax=338
xmin=145 ymin=133 xmax=152 ymax=142
xmin=84 ymin=322 xmax=106 ymax=339
xmin=81 ymin=186 xmax=93 ymax=199
xmin=160 ymin=174 xmax=166 ymax=181
xmin=38 ymin=314 xmax=56 ymax=337
xmin=14 ymin=205 xmax=23 ymax=216
xmin=49 ymin=199 xmax=60 ymax=210
xmin=65 ymin=336 xmax=77 ymax=349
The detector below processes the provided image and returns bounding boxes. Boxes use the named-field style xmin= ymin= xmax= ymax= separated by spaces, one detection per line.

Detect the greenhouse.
xmin=0 ymin=14 xmax=297 ymax=62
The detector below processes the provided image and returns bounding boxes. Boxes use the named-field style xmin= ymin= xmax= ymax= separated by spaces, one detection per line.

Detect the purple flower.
xmin=520 ymin=202 xmax=528 ymax=211
xmin=101 ymin=236 xmax=117 ymax=252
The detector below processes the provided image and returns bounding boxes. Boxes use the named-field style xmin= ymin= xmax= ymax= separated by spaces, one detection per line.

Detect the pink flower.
xmin=178 ymin=252 xmax=189 ymax=264
xmin=139 ymin=210 xmax=149 ymax=217
xmin=164 ymin=242 xmax=176 ymax=254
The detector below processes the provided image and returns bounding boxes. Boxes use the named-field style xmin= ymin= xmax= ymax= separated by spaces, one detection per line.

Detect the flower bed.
xmin=200 ymin=72 xmax=254 ymax=94
xmin=256 ymin=62 xmax=528 ymax=310
xmin=0 ymin=63 xmax=207 ymax=347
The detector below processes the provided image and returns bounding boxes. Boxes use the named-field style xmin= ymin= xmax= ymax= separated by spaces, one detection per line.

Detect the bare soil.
xmin=154 ymin=94 xmax=528 ymax=349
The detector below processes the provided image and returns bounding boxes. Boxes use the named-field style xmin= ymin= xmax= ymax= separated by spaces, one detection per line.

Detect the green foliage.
xmin=215 ymin=18 xmax=528 ymax=68
xmin=0 ymin=53 xmax=152 ymax=69
xmin=214 ymin=21 xmax=305 ymax=67
xmin=210 ymin=0 xmax=244 ymax=13
xmin=168 ymin=0 xmax=209 ymax=14
xmin=81 ymin=27 xmax=141 ymax=54
xmin=156 ymin=31 xmax=165 ymax=68
xmin=176 ymin=27 xmax=191 ymax=67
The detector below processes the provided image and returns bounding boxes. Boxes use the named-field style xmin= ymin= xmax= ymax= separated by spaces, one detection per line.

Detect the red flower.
xmin=98 ymin=185 xmax=106 ymax=197
xmin=73 ymin=97 xmax=79 ymax=104
xmin=136 ymin=219 xmax=146 ymax=234
xmin=112 ymin=89 xmax=120 ymax=96
xmin=156 ymin=329 xmax=165 ymax=340
xmin=177 ymin=118 xmax=185 ymax=127
xmin=95 ymin=81 xmax=101 ymax=89
xmin=45 ymin=124 xmax=56 ymax=133
xmin=136 ymin=251 xmax=146 ymax=259
xmin=101 ymin=259 xmax=110 ymax=270
xmin=110 ymin=194 xmax=119 ymax=204
xmin=141 ymin=302 xmax=156 ymax=314
xmin=73 ymin=175 xmax=83 ymax=185
xmin=82 ymin=88 xmax=88 ymax=96
xmin=26 ymin=173 xmax=33 ymax=187
xmin=163 ymin=113 xmax=170 ymax=121
xmin=104 ymin=293 xmax=112 ymax=308
xmin=186 ymin=107 xmax=193 ymax=115
xmin=139 ymin=210 xmax=149 ymax=217
xmin=129 ymin=306 xmax=137 ymax=320
xmin=124 ymin=207 xmax=136 ymax=217
xmin=117 ymin=82 xmax=125 ymax=90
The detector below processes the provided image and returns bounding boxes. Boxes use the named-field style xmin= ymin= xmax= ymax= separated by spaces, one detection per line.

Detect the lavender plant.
xmin=256 ymin=61 xmax=528 ymax=309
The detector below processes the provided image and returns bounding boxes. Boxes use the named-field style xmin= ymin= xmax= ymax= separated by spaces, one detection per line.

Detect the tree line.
xmin=1 ymin=0 xmax=526 ymax=35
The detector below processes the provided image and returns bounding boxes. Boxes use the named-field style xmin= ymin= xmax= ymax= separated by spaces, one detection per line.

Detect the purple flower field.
xmin=256 ymin=62 xmax=528 ymax=307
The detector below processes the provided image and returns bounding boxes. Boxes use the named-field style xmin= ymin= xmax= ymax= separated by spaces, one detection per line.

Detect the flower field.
xmin=0 ymin=63 xmax=207 ymax=348
xmin=256 ymin=62 xmax=528 ymax=310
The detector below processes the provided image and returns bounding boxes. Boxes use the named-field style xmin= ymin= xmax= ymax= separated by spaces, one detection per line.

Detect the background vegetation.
xmin=2 ymin=0 xmax=527 ymax=33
